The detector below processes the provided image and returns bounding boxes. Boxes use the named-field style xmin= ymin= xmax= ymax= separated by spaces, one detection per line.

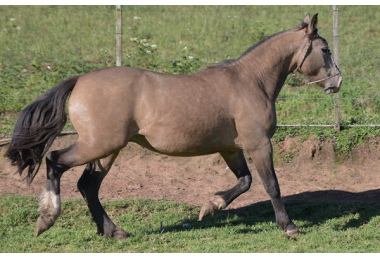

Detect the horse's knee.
xmin=237 ymin=175 xmax=252 ymax=193
xmin=264 ymin=181 xmax=281 ymax=199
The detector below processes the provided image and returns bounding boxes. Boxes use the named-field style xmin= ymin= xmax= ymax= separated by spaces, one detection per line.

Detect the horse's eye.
xmin=321 ymin=48 xmax=329 ymax=54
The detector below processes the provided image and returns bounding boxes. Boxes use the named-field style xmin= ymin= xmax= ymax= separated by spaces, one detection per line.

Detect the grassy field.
xmin=1 ymin=194 xmax=380 ymax=253
xmin=0 ymin=6 xmax=379 ymax=253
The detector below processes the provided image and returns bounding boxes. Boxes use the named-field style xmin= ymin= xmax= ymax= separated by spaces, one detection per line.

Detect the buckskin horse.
xmin=5 ymin=13 xmax=342 ymax=239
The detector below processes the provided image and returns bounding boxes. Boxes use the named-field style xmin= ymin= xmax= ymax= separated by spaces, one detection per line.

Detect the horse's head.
xmin=293 ymin=13 xmax=343 ymax=94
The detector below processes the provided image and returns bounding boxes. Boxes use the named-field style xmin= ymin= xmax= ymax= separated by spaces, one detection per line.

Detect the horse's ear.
xmin=303 ymin=13 xmax=310 ymax=24
xmin=307 ymin=13 xmax=318 ymax=34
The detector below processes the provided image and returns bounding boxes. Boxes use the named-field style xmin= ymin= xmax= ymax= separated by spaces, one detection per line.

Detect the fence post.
xmin=333 ymin=5 xmax=340 ymax=132
xmin=116 ymin=5 xmax=123 ymax=66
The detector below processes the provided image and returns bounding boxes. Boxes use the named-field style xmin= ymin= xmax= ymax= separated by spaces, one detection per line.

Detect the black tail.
xmin=5 ymin=75 xmax=80 ymax=184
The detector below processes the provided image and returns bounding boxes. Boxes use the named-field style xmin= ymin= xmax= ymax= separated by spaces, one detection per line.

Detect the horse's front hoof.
xmin=199 ymin=195 xmax=227 ymax=221
xmin=199 ymin=201 xmax=216 ymax=221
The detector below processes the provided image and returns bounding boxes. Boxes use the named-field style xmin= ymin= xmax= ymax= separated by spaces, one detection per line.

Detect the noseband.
xmin=292 ymin=29 xmax=342 ymax=85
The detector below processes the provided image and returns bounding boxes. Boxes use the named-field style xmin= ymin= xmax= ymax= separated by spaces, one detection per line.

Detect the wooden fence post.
xmin=333 ymin=5 xmax=340 ymax=132
xmin=116 ymin=5 xmax=122 ymax=67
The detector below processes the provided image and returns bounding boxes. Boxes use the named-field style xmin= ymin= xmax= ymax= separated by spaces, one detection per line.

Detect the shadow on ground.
xmin=158 ymin=189 xmax=380 ymax=234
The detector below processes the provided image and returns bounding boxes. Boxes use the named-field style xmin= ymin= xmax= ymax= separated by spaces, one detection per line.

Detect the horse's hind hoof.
xmin=35 ymin=215 xmax=56 ymax=237
xmin=111 ymin=227 xmax=132 ymax=240
xmin=285 ymin=223 xmax=299 ymax=237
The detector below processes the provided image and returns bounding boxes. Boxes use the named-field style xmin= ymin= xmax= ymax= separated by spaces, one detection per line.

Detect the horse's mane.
xmin=238 ymin=21 xmax=308 ymax=60
xmin=204 ymin=21 xmax=309 ymax=70
xmin=205 ymin=59 xmax=237 ymax=69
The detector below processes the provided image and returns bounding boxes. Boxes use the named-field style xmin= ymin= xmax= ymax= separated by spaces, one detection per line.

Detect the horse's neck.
xmin=234 ymin=30 xmax=304 ymax=101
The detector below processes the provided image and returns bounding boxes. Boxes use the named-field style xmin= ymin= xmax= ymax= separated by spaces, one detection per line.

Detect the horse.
xmin=5 ymin=13 xmax=342 ymax=239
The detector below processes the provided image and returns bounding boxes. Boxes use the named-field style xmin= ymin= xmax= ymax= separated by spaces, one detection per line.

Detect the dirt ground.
xmin=1 ymin=135 xmax=380 ymax=209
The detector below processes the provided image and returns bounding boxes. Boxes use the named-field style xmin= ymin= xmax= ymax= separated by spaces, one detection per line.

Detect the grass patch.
xmin=1 ymin=194 xmax=379 ymax=252
xmin=1 ymin=6 xmax=379 ymax=253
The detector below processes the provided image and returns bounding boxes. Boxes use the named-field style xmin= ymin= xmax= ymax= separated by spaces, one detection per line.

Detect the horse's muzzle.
xmin=324 ymin=75 xmax=342 ymax=94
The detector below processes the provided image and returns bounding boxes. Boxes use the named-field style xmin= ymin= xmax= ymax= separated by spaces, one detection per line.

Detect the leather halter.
xmin=292 ymin=28 xmax=342 ymax=85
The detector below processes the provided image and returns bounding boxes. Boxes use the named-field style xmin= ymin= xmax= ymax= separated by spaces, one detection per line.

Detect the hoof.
xmin=112 ymin=228 xmax=132 ymax=240
xmin=36 ymin=215 xmax=56 ymax=237
xmin=199 ymin=196 xmax=227 ymax=221
xmin=199 ymin=201 xmax=216 ymax=221
xmin=102 ymin=227 xmax=132 ymax=240
xmin=285 ymin=223 xmax=299 ymax=237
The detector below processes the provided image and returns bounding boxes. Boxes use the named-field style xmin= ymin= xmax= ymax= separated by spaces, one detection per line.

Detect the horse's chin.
xmin=324 ymin=87 xmax=338 ymax=94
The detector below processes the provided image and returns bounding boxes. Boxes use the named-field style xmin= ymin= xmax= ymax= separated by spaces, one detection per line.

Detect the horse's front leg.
xmin=199 ymin=150 xmax=252 ymax=220
xmin=246 ymin=139 xmax=298 ymax=236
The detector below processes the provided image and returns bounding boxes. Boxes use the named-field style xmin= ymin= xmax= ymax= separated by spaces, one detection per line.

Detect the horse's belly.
xmin=132 ymin=124 xmax=240 ymax=156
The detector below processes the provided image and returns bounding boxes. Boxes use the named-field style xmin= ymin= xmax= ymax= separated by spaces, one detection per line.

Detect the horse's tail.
xmin=5 ymin=75 xmax=80 ymax=185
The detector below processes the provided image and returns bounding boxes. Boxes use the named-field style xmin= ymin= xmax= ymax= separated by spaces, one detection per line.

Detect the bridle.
xmin=292 ymin=28 xmax=342 ymax=85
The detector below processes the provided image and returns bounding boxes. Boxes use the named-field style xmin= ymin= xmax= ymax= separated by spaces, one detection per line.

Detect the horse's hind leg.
xmin=35 ymin=138 xmax=126 ymax=237
xmin=77 ymin=151 xmax=130 ymax=239
xmin=36 ymin=151 xmax=70 ymax=237
xmin=199 ymin=150 xmax=252 ymax=220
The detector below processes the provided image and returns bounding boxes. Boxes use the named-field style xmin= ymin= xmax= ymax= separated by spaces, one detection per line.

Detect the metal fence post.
xmin=333 ymin=5 xmax=340 ymax=132
xmin=116 ymin=5 xmax=123 ymax=67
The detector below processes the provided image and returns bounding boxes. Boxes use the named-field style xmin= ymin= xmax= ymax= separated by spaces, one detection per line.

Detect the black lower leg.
xmin=77 ymin=162 xmax=129 ymax=239
xmin=248 ymin=142 xmax=298 ymax=236
xmin=267 ymin=186 xmax=298 ymax=234
xmin=199 ymin=150 xmax=252 ymax=220
xmin=215 ymin=174 xmax=252 ymax=205
xmin=217 ymin=150 xmax=252 ymax=203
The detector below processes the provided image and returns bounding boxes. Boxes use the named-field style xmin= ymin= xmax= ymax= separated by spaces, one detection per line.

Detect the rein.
xmin=292 ymin=29 xmax=341 ymax=85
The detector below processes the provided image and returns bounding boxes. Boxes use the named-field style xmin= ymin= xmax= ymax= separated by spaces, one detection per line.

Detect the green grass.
xmin=1 ymin=6 xmax=379 ymax=252
xmin=1 ymin=194 xmax=379 ymax=252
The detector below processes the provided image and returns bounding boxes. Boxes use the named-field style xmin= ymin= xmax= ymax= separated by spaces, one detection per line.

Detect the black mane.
xmin=204 ymin=22 xmax=308 ymax=70
xmin=238 ymin=22 xmax=307 ymax=60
